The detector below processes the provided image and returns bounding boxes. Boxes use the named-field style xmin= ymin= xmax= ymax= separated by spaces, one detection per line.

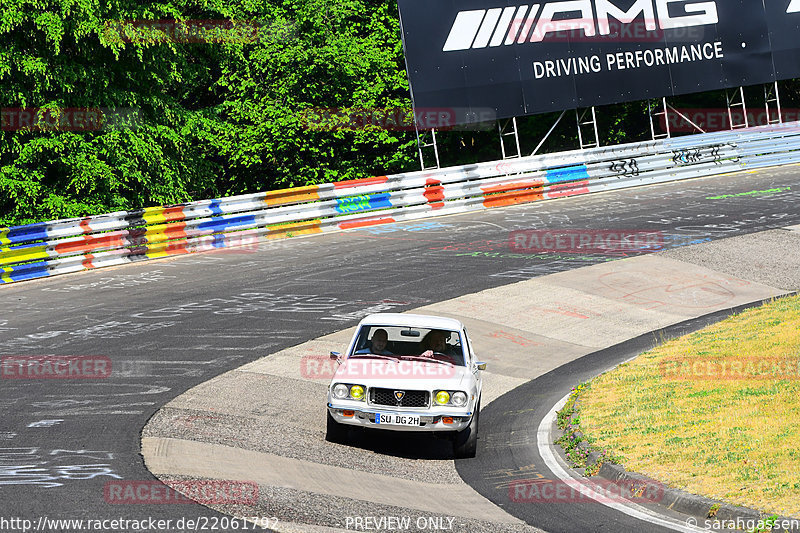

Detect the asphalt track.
xmin=1 ymin=166 xmax=800 ymax=531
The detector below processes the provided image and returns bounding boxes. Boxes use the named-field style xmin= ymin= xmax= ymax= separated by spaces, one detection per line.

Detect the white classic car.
xmin=325 ymin=313 xmax=485 ymax=458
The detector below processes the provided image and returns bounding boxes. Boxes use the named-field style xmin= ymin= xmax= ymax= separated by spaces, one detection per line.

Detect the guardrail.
xmin=2 ymin=121 xmax=800 ymax=284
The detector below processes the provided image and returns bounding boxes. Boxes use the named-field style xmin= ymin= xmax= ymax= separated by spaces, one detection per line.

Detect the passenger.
xmin=355 ymin=328 xmax=393 ymax=355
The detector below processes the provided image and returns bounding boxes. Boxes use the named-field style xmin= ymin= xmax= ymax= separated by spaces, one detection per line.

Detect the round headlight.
xmin=333 ymin=384 xmax=349 ymax=399
xmin=350 ymin=385 xmax=365 ymax=400
xmin=435 ymin=390 xmax=451 ymax=405
xmin=451 ymin=391 xmax=468 ymax=407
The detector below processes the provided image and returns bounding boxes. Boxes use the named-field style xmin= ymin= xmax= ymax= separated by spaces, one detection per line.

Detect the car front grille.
xmin=370 ymin=388 xmax=429 ymax=408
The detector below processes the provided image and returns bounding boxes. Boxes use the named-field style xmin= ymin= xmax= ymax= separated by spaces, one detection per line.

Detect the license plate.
xmin=374 ymin=413 xmax=421 ymax=426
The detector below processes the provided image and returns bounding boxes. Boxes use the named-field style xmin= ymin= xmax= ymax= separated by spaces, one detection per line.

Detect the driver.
xmin=420 ymin=329 xmax=461 ymax=362
xmin=355 ymin=328 xmax=393 ymax=355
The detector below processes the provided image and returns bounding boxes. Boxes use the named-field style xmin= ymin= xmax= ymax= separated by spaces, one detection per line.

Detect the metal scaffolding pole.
xmin=648 ymin=98 xmax=670 ymax=140
xmin=765 ymin=81 xmax=783 ymax=125
xmin=531 ymin=110 xmax=567 ymax=156
xmin=416 ymin=128 xmax=440 ymax=170
xmin=498 ymin=117 xmax=521 ymax=160
xmin=575 ymin=107 xmax=599 ymax=149
xmin=726 ymin=87 xmax=749 ymax=129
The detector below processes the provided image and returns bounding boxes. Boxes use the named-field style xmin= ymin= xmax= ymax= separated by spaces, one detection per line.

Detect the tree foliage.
xmin=0 ymin=0 xmax=416 ymax=225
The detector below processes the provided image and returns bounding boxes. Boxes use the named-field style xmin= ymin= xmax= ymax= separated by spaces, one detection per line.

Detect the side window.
xmin=350 ymin=326 xmax=372 ymax=355
xmin=462 ymin=328 xmax=472 ymax=364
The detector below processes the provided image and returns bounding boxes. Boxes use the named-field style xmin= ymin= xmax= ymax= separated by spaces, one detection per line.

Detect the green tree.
xmin=0 ymin=0 xmax=416 ymax=226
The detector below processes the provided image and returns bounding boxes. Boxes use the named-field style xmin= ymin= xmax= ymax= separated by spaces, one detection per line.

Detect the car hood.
xmin=333 ymin=358 xmax=471 ymax=390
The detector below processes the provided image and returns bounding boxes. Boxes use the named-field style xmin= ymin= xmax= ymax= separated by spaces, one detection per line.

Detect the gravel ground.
xmin=662 ymin=229 xmax=800 ymax=291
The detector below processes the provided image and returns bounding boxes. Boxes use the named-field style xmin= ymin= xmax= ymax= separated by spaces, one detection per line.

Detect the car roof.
xmin=358 ymin=313 xmax=464 ymax=330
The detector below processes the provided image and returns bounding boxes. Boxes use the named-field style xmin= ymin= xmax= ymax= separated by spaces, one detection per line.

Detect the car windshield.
xmin=349 ymin=325 xmax=465 ymax=366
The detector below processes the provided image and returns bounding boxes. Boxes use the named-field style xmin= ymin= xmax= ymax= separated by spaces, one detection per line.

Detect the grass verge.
xmin=563 ymin=294 xmax=800 ymax=516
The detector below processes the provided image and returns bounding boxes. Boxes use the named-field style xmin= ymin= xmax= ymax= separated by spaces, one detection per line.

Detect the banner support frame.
xmin=726 ymin=87 xmax=749 ymax=129
xmin=531 ymin=110 xmax=567 ymax=156
xmin=498 ymin=117 xmax=522 ymax=160
xmin=416 ymin=128 xmax=441 ymax=170
xmin=765 ymin=81 xmax=783 ymax=125
xmin=576 ymin=107 xmax=599 ymax=150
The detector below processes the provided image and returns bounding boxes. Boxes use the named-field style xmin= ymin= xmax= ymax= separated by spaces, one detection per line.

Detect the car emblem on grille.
xmin=394 ymin=391 xmax=405 ymax=402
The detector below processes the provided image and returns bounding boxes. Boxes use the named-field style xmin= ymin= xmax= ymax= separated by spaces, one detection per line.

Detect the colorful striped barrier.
xmin=2 ymin=120 xmax=800 ymax=284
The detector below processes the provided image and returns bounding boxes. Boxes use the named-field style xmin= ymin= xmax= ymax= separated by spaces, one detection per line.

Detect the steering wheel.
xmin=432 ymin=351 xmax=457 ymax=364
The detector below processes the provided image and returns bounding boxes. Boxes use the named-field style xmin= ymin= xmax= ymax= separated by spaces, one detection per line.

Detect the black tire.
xmin=453 ymin=399 xmax=480 ymax=459
xmin=325 ymin=411 xmax=348 ymax=444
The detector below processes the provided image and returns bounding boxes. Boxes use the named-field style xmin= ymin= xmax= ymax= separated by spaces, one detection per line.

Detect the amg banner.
xmin=398 ymin=0 xmax=800 ymax=122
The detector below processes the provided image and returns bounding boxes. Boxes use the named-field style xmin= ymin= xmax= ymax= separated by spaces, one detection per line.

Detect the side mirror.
xmin=475 ymin=361 xmax=487 ymax=371
xmin=330 ymin=351 xmax=341 ymax=360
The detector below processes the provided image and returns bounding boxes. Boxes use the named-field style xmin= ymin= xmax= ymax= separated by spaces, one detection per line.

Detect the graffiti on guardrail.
xmin=672 ymin=148 xmax=704 ymax=166
xmin=670 ymin=144 xmax=732 ymax=167
xmin=608 ymin=159 xmax=639 ymax=177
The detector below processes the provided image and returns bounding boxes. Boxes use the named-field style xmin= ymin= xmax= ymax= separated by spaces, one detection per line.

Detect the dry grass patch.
xmin=578 ymin=294 xmax=800 ymax=516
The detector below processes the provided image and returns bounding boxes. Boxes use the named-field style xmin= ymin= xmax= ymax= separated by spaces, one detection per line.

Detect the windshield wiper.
xmin=349 ymin=353 xmax=397 ymax=361
xmin=400 ymin=355 xmax=454 ymax=366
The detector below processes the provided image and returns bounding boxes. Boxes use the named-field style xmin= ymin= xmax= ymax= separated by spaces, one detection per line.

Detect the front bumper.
xmin=327 ymin=403 xmax=474 ymax=432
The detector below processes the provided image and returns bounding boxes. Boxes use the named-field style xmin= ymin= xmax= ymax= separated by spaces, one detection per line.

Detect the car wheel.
xmin=325 ymin=411 xmax=348 ymax=444
xmin=453 ymin=399 xmax=480 ymax=459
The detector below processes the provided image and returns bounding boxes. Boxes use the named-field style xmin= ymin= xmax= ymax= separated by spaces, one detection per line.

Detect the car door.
xmin=462 ymin=327 xmax=482 ymax=402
